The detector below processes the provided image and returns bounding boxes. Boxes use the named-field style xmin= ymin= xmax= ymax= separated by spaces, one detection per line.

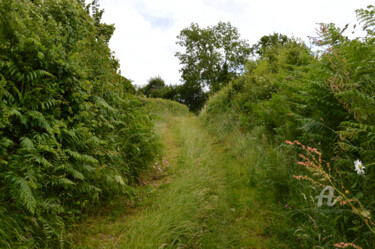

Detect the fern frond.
xmin=20 ymin=137 xmax=34 ymax=150
xmin=356 ymin=5 xmax=375 ymax=30
xmin=338 ymin=141 xmax=360 ymax=153
xmin=7 ymin=107 xmax=21 ymax=118
xmin=30 ymin=154 xmax=53 ymax=168
xmin=114 ymin=175 xmax=126 ymax=186
xmin=39 ymin=98 xmax=59 ymax=111
xmin=26 ymin=110 xmax=52 ymax=132
xmin=59 ymin=129 xmax=79 ymax=145
xmin=81 ymin=154 xmax=99 ymax=164
xmin=38 ymin=198 xmax=64 ymax=213
xmin=77 ymin=182 xmax=101 ymax=194
xmin=92 ymin=95 xmax=118 ymax=115
xmin=3 ymin=88 xmax=16 ymax=104
xmin=6 ymin=62 xmax=23 ymax=82
xmin=65 ymin=166 xmax=85 ymax=181
xmin=55 ymin=178 xmax=76 ymax=188
xmin=6 ymin=174 xmax=37 ymax=214
xmin=25 ymin=69 xmax=55 ymax=82
xmin=64 ymin=149 xmax=82 ymax=160
xmin=341 ymin=121 xmax=375 ymax=133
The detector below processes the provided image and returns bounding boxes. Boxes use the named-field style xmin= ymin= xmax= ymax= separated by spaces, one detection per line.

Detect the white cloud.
xmin=97 ymin=0 xmax=374 ymax=86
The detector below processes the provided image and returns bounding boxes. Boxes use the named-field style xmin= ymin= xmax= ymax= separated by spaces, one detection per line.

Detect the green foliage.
xmin=0 ymin=0 xmax=160 ymax=247
xmin=138 ymin=75 xmax=166 ymax=98
xmin=250 ymin=32 xmax=289 ymax=57
xmin=148 ymin=22 xmax=250 ymax=112
xmin=74 ymin=116 xmax=284 ymax=248
xmin=356 ymin=5 xmax=375 ymax=32
xmin=201 ymin=7 xmax=375 ymax=248
xmin=176 ymin=80 xmax=207 ymax=113
xmin=175 ymin=21 xmax=250 ymax=111
xmin=142 ymin=97 xmax=189 ymax=118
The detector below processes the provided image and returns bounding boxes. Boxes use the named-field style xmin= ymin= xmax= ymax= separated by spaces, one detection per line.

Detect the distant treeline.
xmin=137 ymin=23 xmax=294 ymax=113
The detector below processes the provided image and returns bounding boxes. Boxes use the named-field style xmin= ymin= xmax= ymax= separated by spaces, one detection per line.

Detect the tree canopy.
xmin=250 ymin=32 xmax=289 ymax=57
xmin=139 ymin=76 xmax=166 ymax=97
xmin=175 ymin=22 xmax=251 ymax=107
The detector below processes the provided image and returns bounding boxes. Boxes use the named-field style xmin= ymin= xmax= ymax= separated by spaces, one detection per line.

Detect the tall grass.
xmin=200 ymin=12 xmax=375 ymax=246
xmin=73 ymin=109 xmax=287 ymax=248
xmin=201 ymin=109 xmax=293 ymax=247
xmin=141 ymin=97 xmax=189 ymax=119
xmin=121 ymin=118 xmax=221 ymax=248
xmin=115 ymin=116 xmax=286 ymax=248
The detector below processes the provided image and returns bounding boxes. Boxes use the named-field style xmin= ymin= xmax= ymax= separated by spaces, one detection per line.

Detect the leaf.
xmin=20 ymin=137 xmax=34 ymax=150
xmin=8 ymin=107 xmax=21 ymax=118
xmin=356 ymin=192 xmax=364 ymax=200
xmin=348 ymin=226 xmax=361 ymax=232
xmin=65 ymin=167 xmax=85 ymax=181
xmin=57 ymin=178 xmax=76 ymax=187
xmin=351 ymin=181 xmax=358 ymax=188
xmin=37 ymin=52 xmax=44 ymax=60
xmin=115 ymin=175 xmax=126 ymax=186
xmin=7 ymin=175 xmax=37 ymax=214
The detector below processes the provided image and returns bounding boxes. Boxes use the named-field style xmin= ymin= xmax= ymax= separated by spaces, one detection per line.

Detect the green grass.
xmin=72 ymin=114 xmax=286 ymax=248
xmin=140 ymin=97 xmax=189 ymax=120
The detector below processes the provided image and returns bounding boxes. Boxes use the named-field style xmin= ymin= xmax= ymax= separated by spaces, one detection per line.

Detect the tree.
xmin=139 ymin=76 xmax=166 ymax=97
xmin=249 ymin=33 xmax=293 ymax=73
xmin=117 ymin=75 xmax=135 ymax=95
xmin=250 ymin=33 xmax=289 ymax=57
xmin=177 ymin=81 xmax=207 ymax=112
xmin=175 ymin=22 xmax=251 ymax=97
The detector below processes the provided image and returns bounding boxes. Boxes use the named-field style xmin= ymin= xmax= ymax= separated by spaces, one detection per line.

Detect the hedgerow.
xmin=201 ymin=6 xmax=375 ymax=248
xmin=0 ymin=0 xmax=160 ymax=247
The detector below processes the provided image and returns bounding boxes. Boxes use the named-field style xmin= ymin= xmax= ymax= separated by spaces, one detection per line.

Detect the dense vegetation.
xmin=201 ymin=6 xmax=375 ymax=249
xmin=138 ymin=22 xmax=251 ymax=112
xmin=3 ymin=0 xmax=375 ymax=248
xmin=0 ymin=0 xmax=160 ymax=247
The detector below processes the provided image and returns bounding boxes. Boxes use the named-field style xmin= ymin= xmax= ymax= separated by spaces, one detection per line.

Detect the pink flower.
xmin=285 ymin=140 xmax=294 ymax=145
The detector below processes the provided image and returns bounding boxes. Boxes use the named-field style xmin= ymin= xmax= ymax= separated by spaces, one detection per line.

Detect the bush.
xmin=0 ymin=0 xmax=160 ymax=247
xmin=201 ymin=9 xmax=375 ymax=248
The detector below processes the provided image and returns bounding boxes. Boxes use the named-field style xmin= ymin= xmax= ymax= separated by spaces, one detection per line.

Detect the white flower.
xmin=354 ymin=159 xmax=365 ymax=175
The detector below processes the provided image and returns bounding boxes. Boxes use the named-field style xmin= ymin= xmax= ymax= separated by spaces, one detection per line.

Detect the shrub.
xmin=201 ymin=6 xmax=375 ymax=248
xmin=0 ymin=0 xmax=160 ymax=247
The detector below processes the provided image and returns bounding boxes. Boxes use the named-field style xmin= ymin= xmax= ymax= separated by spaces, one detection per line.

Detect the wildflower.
xmin=345 ymin=190 xmax=349 ymax=195
xmin=285 ymin=204 xmax=289 ymax=208
xmin=340 ymin=199 xmax=359 ymax=206
xmin=334 ymin=242 xmax=362 ymax=249
xmin=285 ymin=140 xmax=294 ymax=145
xmin=354 ymin=160 xmax=365 ymax=175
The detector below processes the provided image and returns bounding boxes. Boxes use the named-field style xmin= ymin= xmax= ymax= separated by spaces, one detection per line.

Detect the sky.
xmin=95 ymin=0 xmax=374 ymax=86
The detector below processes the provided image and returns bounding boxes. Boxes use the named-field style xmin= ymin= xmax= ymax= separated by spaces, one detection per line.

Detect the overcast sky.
xmin=96 ymin=0 xmax=374 ymax=86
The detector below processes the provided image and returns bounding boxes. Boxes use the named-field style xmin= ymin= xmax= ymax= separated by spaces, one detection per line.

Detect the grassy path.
xmin=73 ymin=115 xmax=282 ymax=248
